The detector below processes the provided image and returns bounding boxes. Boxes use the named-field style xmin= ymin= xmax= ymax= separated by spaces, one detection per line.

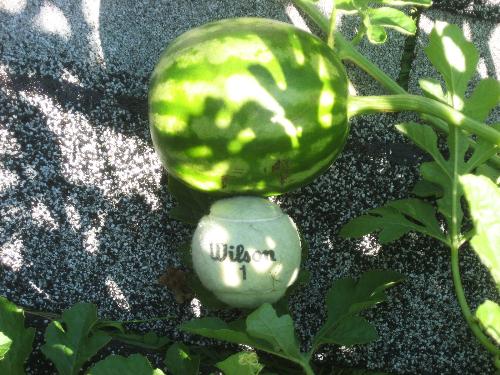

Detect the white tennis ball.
xmin=192 ymin=196 xmax=301 ymax=309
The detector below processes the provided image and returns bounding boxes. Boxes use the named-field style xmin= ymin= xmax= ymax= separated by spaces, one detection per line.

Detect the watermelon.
xmin=149 ymin=17 xmax=349 ymax=195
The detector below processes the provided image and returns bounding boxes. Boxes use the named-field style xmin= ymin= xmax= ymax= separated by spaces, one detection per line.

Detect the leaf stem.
xmin=347 ymin=95 xmax=500 ymax=147
xmin=24 ymin=309 xmax=60 ymax=320
xmin=451 ymin=243 xmax=500 ymax=356
xmin=99 ymin=316 xmax=175 ymax=325
xmin=327 ymin=2 xmax=336 ymax=49
xmin=24 ymin=309 xmax=174 ymax=324
xmin=351 ymin=24 xmax=366 ymax=46
xmin=300 ymin=358 xmax=316 ymax=375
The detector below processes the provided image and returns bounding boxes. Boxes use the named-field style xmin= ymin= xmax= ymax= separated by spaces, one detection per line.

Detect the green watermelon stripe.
xmin=149 ymin=17 xmax=349 ymax=195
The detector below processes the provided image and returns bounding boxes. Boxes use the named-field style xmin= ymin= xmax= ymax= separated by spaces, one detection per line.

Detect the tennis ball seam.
xmin=208 ymin=214 xmax=284 ymax=223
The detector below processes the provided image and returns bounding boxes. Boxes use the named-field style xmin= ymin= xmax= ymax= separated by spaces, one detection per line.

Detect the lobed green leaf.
xmin=418 ymin=78 xmax=446 ymax=103
xmin=396 ymin=123 xmax=446 ymax=167
xmin=181 ymin=305 xmax=303 ymax=364
xmin=167 ymin=175 xmax=217 ymax=225
xmin=180 ymin=317 xmax=272 ymax=351
xmin=411 ymin=180 xmax=442 ymax=198
xmin=0 ymin=332 xmax=12 ymax=361
xmin=464 ymin=124 xmax=500 ymax=173
xmin=87 ymin=354 xmax=165 ymax=375
xmin=41 ymin=303 xmax=111 ymax=375
xmin=246 ymin=303 xmax=301 ymax=359
xmin=0 ymin=297 xmax=35 ymax=375
xmin=366 ymin=7 xmax=416 ymax=35
xmin=165 ymin=342 xmax=200 ymax=375
xmin=216 ymin=351 xmax=264 ymax=375
xmin=475 ymin=300 xmax=500 ymax=345
xmin=365 ymin=23 xmax=388 ymax=44
xmin=340 ymin=198 xmax=446 ymax=244
xmin=336 ymin=0 xmax=357 ymax=11
xmin=312 ymin=270 xmax=404 ymax=349
xmin=319 ymin=315 xmax=377 ymax=346
xmin=464 ymin=78 xmax=500 ymax=122
xmin=460 ymin=174 xmax=500 ymax=291
xmin=476 ymin=164 xmax=500 ymax=185
xmin=425 ymin=21 xmax=478 ymax=109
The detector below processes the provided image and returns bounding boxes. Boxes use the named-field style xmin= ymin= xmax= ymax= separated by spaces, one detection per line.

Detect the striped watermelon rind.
xmin=149 ymin=17 xmax=349 ymax=196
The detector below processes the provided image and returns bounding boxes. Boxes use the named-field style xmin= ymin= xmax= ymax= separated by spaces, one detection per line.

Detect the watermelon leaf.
xmin=424 ymin=22 xmax=478 ymax=108
xmin=365 ymin=7 xmax=416 ymax=35
xmin=181 ymin=307 xmax=304 ymax=363
xmin=0 ymin=332 xmax=12 ymax=361
xmin=87 ymin=354 xmax=165 ymax=375
xmin=339 ymin=19 xmax=499 ymax=366
xmin=460 ymin=174 xmax=500 ymax=292
xmin=318 ymin=315 xmax=377 ymax=346
xmin=464 ymin=78 xmax=500 ymax=122
xmin=475 ymin=301 xmax=500 ymax=345
xmin=216 ymin=351 xmax=264 ymax=375
xmin=41 ymin=303 xmax=111 ymax=375
xmin=164 ymin=342 xmax=200 ymax=375
xmin=335 ymin=0 xmax=422 ymax=44
xmin=419 ymin=78 xmax=446 ymax=103
xmin=336 ymin=0 xmax=355 ymax=11
xmin=312 ymin=270 xmax=404 ymax=350
xmin=476 ymin=164 xmax=500 ymax=185
xmin=167 ymin=175 xmax=217 ymax=225
xmin=0 ymin=297 xmax=35 ymax=375
xmin=340 ymin=198 xmax=447 ymax=244
xmin=180 ymin=317 xmax=274 ymax=352
xmin=411 ymin=180 xmax=442 ymax=198
xmin=246 ymin=303 xmax=301 ymax=359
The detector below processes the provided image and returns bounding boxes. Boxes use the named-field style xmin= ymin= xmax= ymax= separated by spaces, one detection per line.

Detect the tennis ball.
xmin=192 ymin=196 xmax=301 ymax=309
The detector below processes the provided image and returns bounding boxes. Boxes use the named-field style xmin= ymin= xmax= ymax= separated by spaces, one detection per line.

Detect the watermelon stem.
xmin=451 ymin=243 xmax=500 ymax=357
xmin=347 ymin=94 xmax=500 ymax=147
xmin=290 ymin=0 xmax=500 ymax=168
xmin=326 ymin=1 xmax=337 ymax=49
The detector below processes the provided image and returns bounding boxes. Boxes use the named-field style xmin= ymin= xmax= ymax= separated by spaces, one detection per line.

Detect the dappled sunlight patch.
xmin=105 ymin=277 xmax=131 ymax=311
xmin=213 ymin=107 xmax=233 ymax=129
xmin=441 ymin=35 xmax=466 ymax=73
xmin=152 ymin=113 xmax=187 ymax=134
xmin=357 ymin=234 xmax=383 ymax=257
xmin=265 ymin=235 xmax=276 ymax=249
xmin=60 ymin=68 xmax=82 ymax=86
xmin=179 ymin=160 xmax=231 ymax=191
xmin=221 ymin=263 xmax=243 ymax=288
xmin=248 ymin=249 xmax=275 ymax=274
xmin=270 ymin=112 xmax=300 ymax=149
xmin=227 ymin=128 xmax=256 ymax=154
xmin=284 ymin=2 xmax=309 ymax=32
xmin=189 ymin=297 xmax=202 ymax=318
xmin=33 ymin=1 xmax=71 ymax=40
xmin=32 ymin=201 xmax=59 ymax=230
xmin=0 ymin=237 xmax=24 ymax=272
xmin=0 ymin=168 xmax=19 ymax=190
xmin=289 ymin=32 xmax=306 ymax=66
xmin=82 ymin=227 xmax=101 ymax=254
xmin=81 ymin=0 xmax=106 ymax=66
xmin=287 ymin=267 xmax=300 ymax=287
xmin=64 ymin=203 xmax=82 ymax=230
xmin=185 ymin=145 xmax=213 ymax=159
xmin=0 ymin=0 xmax=26 ymax=14
xmin=28 ymin=280 xmax=51 ymax=300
